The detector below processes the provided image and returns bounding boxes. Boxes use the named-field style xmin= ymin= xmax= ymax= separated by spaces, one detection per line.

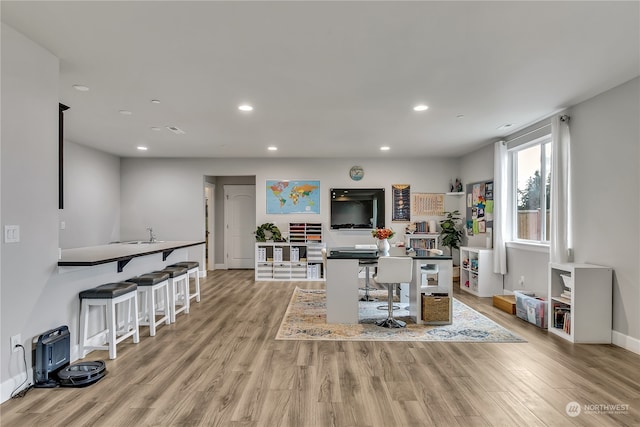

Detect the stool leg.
xmin=79 ymin=300 xmax=89 ymax=359
xmin=149 ymin=286 xmax=157 ymax=336
xmin=132 ymin=293 xmax=140 ymax=344
xmin=169 ymin=280 xmax=177 ymax=323
xmin=162 ymin=283 xmax=171 ymax=325
xmin=107 ymin=299 xmax=117 ymax=359
xmin=194 ymin=271 xmax=201 ymax=302
xmin=182 ymin=277 xmax=190 ymax=314
xmin=376 ymin=284 xmax=406 ymax=328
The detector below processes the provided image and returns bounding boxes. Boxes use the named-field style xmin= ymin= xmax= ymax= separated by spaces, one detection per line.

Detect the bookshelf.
xmin=459 ymin=247 xmax=503 ymax=297
xmin=548 ymin=262 xmax=612 ymax=343
xmin=404 ymin=233 xmax=439 ymax=250
xmin=255 ymin=222 xmax=325 ymax=281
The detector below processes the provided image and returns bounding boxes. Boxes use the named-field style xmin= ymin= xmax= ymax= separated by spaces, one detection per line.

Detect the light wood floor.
xmin=1 ymin=270 xmax=639 ymax=426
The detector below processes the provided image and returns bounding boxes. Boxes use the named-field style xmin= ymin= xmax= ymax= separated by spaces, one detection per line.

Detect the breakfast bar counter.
xmin=58 ymin=240 xmax=205 ymax=272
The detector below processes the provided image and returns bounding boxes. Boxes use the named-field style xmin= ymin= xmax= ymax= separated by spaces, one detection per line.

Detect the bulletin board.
xmin=465 ymin=180 xmax=494 ymax=235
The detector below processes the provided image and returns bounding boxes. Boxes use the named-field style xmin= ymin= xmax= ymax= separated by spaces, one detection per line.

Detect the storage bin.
xmin=515 ymin=291 xmax=548 ymax=328
xmin=492 ymin=295 xmax=516 ymax=314
xmin=273 ymin=263 xmax=290 ymax=279
xmin=421 ymin=295 xmax=450 ymax=323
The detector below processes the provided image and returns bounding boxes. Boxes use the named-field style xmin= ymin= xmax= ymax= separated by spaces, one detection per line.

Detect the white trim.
xmin=612 ymin=330 xmax=640 ymax=355
xmin=1 ymin=372 xmax=32 ymax=404
xmin=506 ymin=241 xmax=550 ymax=254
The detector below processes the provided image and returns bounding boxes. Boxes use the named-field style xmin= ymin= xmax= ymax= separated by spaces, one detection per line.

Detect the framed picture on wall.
xmin=392 ymin=184 xmax=411 ymax=222
xmin=265 ymin=180 xmax=320 ymax=214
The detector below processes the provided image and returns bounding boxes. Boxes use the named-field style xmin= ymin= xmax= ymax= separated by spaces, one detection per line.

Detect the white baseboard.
xmin=214 ymin=263 xmax=226 ymax=270
xmin=612 ymin=330 xmax=640 ymax=355
xmin=1 ymin=370 xmax=33 ymax=404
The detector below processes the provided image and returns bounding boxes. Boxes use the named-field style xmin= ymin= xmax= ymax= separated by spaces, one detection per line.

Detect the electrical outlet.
xmin=10 ymin=334 xmax=21 ymax=353
xmin=519 ymin=276 xmax=525 ymax=287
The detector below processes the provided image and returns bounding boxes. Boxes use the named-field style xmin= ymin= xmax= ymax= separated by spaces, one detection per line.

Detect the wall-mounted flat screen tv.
xmin=330 ymin=188 xmax=385 ymax=229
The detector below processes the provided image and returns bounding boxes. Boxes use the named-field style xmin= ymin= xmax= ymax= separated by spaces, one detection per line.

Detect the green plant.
xmin=439 ymin=210 xmax=463 ymax=256
xmin=255 ymin=223 xmax=284 ymax=242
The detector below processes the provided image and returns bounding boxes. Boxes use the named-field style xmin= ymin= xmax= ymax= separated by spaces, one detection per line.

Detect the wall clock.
xmin=349 ymin=166 xmax=364 ymax=181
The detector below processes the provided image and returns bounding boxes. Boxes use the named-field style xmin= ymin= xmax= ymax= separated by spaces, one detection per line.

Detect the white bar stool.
xmin=359 ymin=259 xmax=378 ymax=301
xmin=159 ymin=266 xmax=189 ymax=323
xmin=169 ymin=261 xmax=200 ymax=303
xmin=372 ymin=256 xmax=414 ymax=328
xmin=79 ymin=282 xmax=140 ymax=359
xmin=128 ymin=272 xmax=171 ymax=336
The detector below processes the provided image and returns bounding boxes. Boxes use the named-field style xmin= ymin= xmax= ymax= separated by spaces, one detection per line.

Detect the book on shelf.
xmin=554 ymin=306 xmax=571 ymax=331
xmin=256 ymin=247 xmax=267 ymax=262
xmin=290 ymin=247 xmax=299 ymax=262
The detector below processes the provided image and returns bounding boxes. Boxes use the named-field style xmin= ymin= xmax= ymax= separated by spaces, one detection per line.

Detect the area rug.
xmin=276 ymin=288 xmax=525 ymax=343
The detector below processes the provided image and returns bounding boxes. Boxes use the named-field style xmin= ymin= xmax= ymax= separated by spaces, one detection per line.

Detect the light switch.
xmin=4 ymin=225 xmax=20 ymax=243
xmin=60 ymin=221 xmax=66 ymax=230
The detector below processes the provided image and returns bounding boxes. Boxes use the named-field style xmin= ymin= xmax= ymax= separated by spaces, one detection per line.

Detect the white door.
xmin=224 ymin=185 xmax=256 ymax=269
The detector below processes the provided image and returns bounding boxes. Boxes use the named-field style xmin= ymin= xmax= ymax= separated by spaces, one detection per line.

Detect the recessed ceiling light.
xmin=137 ymin=146 xmax=148 ymax=151
xmin=119 ymin=110 xmax=132 ymax=115
xmin=150 ymin=99 xmax=161 ymax=104
xmin=457 ymin=114 xmax=465 ymax=119
xmin=498 ymin=123 xmax=514 ymax=130
xmin=72 ymin=85 xmax=89 ymax=92
xmin=238 ymin=104 xmax=253 ymax=112
xmin=380 ymin=146 xmax=390 ymax=151
xmin=267 ymin=146 xmax=278 ymax=151
xmin=150 ymin=127 xmax=163 ymax=131
xmin=413 ymin=104 xmax=429 ymax=112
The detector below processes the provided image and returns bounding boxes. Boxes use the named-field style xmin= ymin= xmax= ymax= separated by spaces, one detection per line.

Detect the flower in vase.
xmin=371 ymin=228 xmax=395 ymax=240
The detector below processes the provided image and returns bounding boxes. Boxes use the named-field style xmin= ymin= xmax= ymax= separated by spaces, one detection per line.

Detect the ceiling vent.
xmin=166 ymin=126 xmax=185 ymax=135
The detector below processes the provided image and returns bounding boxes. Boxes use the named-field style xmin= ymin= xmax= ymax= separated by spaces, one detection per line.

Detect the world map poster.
xmin=266 ymin=180 xmax=320 ymax=214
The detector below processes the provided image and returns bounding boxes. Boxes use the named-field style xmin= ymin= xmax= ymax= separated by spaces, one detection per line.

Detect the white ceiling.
xmin=2 ymin=1 xmax=639 ymax=159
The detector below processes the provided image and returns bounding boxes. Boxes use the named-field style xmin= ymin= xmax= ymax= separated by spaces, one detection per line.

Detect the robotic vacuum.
xmin=57 ymin=361 xmax=107 ymax=387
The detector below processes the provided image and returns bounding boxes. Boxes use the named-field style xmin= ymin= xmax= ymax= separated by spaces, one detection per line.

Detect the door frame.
xmin=204 ymin=182 xmax=215 ymax=273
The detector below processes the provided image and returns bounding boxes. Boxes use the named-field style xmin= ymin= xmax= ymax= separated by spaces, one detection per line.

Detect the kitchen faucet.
xmin=147 ymin=227 xmax=156 ymax=243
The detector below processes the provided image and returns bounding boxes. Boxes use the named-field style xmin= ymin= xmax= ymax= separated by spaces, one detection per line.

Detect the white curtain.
xmin=493 ymin=140 xmax=509 ymax=274
xmin=550 ymin=115 xmax=572 ymax=263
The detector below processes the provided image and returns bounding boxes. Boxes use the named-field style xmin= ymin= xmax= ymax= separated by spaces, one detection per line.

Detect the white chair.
xmin=372 ymin=256 xmax=413 ymax=328
xmin=159 ymin=266 xmax=190 ymax=323
xmin=79 ymin=282 xmax=140 ymax=359
xmin=129 ymin=272 xmax=171 ymax=337
xmin=170 ymin=261 xmax=200 ymax=303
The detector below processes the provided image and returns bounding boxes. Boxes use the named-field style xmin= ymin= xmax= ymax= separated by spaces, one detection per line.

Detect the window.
xmin=510 ymin=135 xmax=552 ymax=243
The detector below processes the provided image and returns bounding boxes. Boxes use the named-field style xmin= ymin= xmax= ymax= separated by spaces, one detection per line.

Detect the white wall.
xmin=1 ymin=23 xmax=60 ymax=399
xmin=120 ymin=157 xmax=462 ymax=261
xmin=59 ymin=141 xmax=120 ymax=248
xmin=459 ymin=77 xmax=640 ymax=346
xmin=569 ymin=77 xmax=639 ymax=342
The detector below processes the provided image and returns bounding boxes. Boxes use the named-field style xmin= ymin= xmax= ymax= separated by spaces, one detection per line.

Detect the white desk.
xmin=326 ymin=248 xmax=453 ymax=324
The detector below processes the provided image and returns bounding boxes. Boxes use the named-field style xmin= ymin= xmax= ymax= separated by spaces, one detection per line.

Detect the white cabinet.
xmin=459 ymin=247 xmax=503 ymax=297
xmin=255 ymin=222 xmax=325 ymax=281
xmin=405 ymin=233 xmax=439 ymax=250
xmin=548 ymin=262 xmax=612 ymax=343
xmin=255 ymin=242 xmax=325 ymax=281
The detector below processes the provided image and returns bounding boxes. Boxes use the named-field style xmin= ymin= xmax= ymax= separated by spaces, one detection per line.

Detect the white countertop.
xmin=59 ymin=240 xmax=205 ymax=266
